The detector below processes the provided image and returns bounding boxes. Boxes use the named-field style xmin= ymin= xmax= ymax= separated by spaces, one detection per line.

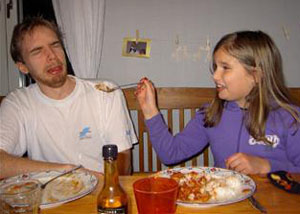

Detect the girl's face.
xmin=213 ymin=48 xmax=256 ymax=108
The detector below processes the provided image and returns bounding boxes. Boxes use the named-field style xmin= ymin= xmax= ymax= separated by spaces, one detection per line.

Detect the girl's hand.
xmin=134 ymin=77 xmax=159 ymax=119
xmin=226 ymin=152 xmax=271 ymax=175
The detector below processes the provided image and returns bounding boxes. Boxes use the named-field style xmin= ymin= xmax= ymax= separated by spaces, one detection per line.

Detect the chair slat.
xmin=165 ymin=109 xmax=173 ymax=170
xmin=179 ymin=109 xmax=185 ymax=167
xmin=137 ymin=110 xmax=145 ymax=172
xmin=167 ymin=109 xmax=173 ymax=132
xmin=147 ymin=134 xmax=153 ymax=172
xmin=179 ymin=109 xmax=184 ymax=131
xmin=204 ymin=147 xmax=209 ymax=167
xmin=191 ymin=109 xmax=198 ymax=166
xmin=156 ymin=156 xmax=162 ymax=171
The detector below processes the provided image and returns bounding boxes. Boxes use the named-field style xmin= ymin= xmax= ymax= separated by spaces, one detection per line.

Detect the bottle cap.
xmin=103 ymin=144 xmax=118 ymax=159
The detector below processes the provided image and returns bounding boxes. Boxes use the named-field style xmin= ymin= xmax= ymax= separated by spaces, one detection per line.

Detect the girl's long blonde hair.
xmin=204 ymin=31 xmax=300 ymax=144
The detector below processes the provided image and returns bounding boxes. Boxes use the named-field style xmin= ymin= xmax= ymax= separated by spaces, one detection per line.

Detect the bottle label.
xmin=98 ymin=206 xmax=127 ymax=214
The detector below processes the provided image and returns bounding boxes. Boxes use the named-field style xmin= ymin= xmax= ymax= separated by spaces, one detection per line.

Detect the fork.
xmin=95 ymin=82 xmax=139 ymax=93
xmin=41 ymin=165 xmax=83 ymax=189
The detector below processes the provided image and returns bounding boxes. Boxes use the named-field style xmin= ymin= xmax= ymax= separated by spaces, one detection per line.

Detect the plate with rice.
xmin=155 ymin=167 xmax=256 ymax=208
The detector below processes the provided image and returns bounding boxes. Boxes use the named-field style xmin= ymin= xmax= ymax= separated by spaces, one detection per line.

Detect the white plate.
xmin=0 ymin=170 xmax=98 ymax=209
xmin=155 ymin=167 xmax=256 ymax=208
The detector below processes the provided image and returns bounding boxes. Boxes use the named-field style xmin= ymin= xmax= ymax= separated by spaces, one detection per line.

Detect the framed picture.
xmin=122 ymin=37 xmax=151 ymax=58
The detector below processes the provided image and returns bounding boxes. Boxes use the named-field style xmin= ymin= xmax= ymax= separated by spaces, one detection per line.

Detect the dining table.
xmin=41 ymin=172 xmax=300 ymax=214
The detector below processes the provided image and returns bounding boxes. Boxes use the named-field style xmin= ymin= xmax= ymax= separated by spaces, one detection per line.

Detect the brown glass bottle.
xmin=97 ymin=144 xmax=128 ymax=214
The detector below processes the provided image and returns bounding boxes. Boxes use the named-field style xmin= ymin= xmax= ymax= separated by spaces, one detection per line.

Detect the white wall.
xmin=100 ymin=0 xmax=300 ymax=87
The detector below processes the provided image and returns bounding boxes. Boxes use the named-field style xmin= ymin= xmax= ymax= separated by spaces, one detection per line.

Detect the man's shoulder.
xmin=5 ymin=84 xmax=37 ymax=104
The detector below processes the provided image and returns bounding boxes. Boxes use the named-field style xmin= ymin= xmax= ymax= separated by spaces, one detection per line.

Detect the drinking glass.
xmin=133 ymin=177 xmax=178 ymax=214
xmin=0 ymin=179 xmax=42 ymax=214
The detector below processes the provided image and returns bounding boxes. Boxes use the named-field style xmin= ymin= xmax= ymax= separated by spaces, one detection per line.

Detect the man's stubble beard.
xmin=33 ymin=69 xmax=68 ymax=88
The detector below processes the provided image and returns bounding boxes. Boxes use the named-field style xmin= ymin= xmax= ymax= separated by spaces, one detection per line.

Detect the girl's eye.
xmin=211 ymin=63 xmax=231 ymax=74
xmin=222 ymin=65 xmax=231 ymax=70
xmin=211 ymin=63 xmax=217 ymax=72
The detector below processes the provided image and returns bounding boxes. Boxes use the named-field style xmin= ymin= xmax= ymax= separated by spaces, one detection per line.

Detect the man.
xmin=0 ymin=17 xmax=137 ymax=179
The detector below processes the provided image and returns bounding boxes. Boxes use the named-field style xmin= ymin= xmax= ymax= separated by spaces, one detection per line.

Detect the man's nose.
xmin=46 ymin=47 xmax=57 ymax=60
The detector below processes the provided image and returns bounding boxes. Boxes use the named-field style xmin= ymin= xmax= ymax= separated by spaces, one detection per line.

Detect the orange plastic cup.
xmin=133 ymin=177 xmax=178 ymax=214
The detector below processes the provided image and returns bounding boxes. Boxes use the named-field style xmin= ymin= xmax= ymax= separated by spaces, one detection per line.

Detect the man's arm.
xmin=0 ymin=149 xmax=75 ymax=179
xmin=117 ymin=149 xmax=132 ymax=175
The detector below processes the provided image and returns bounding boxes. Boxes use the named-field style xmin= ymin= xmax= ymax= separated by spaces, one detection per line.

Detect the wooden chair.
xmin=123 ymin=87 xmax=300 ymax=173
xmin=123 ymin=87 xmax=216 ymax=173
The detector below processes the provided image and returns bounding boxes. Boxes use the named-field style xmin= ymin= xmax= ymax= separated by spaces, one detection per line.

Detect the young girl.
xmin=135 ymin=31 xmax=300 ymax=174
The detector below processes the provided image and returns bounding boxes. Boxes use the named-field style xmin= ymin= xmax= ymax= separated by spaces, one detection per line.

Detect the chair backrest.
xmin=123 ymin=87 xmax=300 ymax=173
xmin=123 ymin=87 xmax=215 ymax=172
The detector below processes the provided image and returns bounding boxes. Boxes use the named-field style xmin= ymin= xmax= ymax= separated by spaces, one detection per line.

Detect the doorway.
xmin=0 ymin=0 xmax=19 ymax=95
xmin=0 ymin=0 xmax=75 ymax=95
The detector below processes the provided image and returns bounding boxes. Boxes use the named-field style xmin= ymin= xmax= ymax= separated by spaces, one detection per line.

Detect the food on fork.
xmin=95 ymin=82 xmax=113 ymax=92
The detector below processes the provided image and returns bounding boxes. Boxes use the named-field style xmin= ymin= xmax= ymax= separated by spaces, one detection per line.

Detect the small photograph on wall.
xmin=122 ymin=37 xmax=151 ymax=58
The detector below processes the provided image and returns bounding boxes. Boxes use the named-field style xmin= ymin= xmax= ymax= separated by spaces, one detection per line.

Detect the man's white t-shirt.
xmin=0 ymin=76 xmax=137 ymax=172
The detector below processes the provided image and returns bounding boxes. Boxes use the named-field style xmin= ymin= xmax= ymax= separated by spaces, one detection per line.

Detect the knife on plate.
xmin=248 ymin=196 xmax=267 ymax=213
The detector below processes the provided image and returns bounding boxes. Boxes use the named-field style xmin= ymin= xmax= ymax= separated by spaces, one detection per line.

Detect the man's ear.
xmin=16 ymin=62 xmax=29 ymax=75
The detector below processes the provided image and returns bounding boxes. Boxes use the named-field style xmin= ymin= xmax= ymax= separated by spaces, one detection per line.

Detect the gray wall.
xmin=100 ymin=0 xmax=300 ymax=87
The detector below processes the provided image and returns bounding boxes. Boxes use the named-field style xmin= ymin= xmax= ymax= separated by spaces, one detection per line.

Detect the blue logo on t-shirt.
xmin=79 ymin=126 xmax=92 ymax=140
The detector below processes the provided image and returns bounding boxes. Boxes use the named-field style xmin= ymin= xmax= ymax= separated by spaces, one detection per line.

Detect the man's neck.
xmin=38 ymin=76 xmax=76 ymax=100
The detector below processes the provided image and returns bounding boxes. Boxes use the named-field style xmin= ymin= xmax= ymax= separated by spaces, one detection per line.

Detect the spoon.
xmin=95 ymin=82 xmax=138 ymax=93
xmin=41 ymin=165 xmax=83 ymax=189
